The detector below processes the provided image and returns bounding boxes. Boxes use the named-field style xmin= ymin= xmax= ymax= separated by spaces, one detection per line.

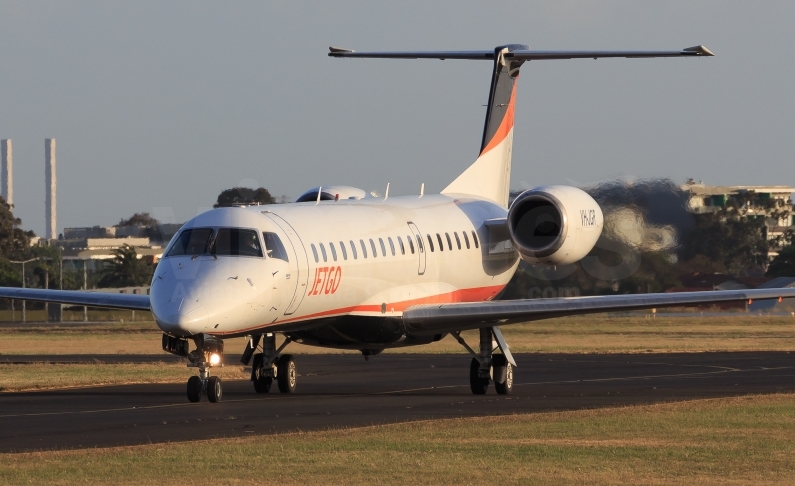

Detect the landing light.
xmin=210 ymin=353 xmax=222 ymax=366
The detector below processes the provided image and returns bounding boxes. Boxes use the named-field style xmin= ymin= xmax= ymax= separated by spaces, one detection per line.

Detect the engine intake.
xmin=508 ymin=185 xmax=602 ymax=265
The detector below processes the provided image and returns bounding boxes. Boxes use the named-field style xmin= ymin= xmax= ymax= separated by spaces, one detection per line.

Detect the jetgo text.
xmin=309 ymin=266 xmax=342 ymax=296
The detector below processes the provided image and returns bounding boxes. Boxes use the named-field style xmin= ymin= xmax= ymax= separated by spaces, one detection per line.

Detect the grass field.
xmin=0 ymin=362 xmax=249 ymax=392
xmin=2 ymin=314 xmax=794 ymax=355
xmin=2 ymin=393 xmax=794 ymax=485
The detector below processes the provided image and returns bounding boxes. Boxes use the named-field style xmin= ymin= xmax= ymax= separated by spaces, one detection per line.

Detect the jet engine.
xmin=507 ymin=185 xmax=603 ymax=265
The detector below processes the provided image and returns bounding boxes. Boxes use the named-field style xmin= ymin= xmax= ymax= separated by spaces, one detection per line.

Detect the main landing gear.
xmin=241 ymin=333 xmax=297 ymax=394
xmin=453 ymin=326 xmax=516 ymax=395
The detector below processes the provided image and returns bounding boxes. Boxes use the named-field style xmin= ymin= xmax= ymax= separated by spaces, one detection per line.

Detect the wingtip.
xmin=328 ymin=46 xmax=354 ymax=57
xmin=683 ymin=45 xmax=714 ymax=56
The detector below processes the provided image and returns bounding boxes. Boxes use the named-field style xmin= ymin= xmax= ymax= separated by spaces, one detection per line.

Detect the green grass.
xmin=2 ymin=393 xmax=794 ymax=485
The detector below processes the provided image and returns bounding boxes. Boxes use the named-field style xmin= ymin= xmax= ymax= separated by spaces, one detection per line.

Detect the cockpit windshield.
xmin=165 ymin=228 xmax=213 ymax=257
xmin=211 ymin=228 xmax=263 ymax=257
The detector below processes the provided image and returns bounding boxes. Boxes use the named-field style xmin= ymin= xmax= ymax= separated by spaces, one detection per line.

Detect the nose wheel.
xmin=185 ymin=333 xmax=225 ymax=403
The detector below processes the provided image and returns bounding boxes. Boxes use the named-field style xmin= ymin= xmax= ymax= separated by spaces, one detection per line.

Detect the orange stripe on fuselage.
xmin=212 ymin=284 xmax=506 ymax=336
xmin=479 ymin=81 xmax=517 ymax=156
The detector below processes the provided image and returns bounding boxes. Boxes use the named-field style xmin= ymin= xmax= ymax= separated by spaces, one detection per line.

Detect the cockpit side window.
xmin=165 ymin=228 xmax=213 ymax=257
xmin=212 ymin=228 xmax=263 ymax=257
xmin=263 ymin=232 xmax=289 ymax=262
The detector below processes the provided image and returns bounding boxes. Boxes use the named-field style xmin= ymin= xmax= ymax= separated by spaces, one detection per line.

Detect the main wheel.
xmin=251 ymin=353 xmax=273 ymax=393
xmin=277 ymin=354 xmax=297 ymax=393
xmin=493 ymin=354 xmax=513 ymax=395
xmin=207 ymin=376 xmax=222 ymax=403
xmin=187 ymin=375 xmax=202 ymax=403
xmin=469 ymin=357 xmax=489 ymax=395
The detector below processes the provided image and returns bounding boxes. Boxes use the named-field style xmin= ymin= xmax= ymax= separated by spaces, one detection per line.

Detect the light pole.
xmin=9 ymin=257 xmax=40 ymax=322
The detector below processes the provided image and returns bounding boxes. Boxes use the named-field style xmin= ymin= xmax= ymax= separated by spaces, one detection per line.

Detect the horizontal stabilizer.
xmin=329 ymin=46 xmax=714 ymax=60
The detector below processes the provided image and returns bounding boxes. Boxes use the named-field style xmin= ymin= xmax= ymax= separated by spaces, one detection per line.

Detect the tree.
xmin=767 ymin=245 xmax=795 ymax=278
xmin=118 ymin=212 xmax=160 ymax=227
xmin=0 ymin=196 xmax=32 ymax=259
xmin=214 ymin=187 xmax=275 ymax=207
xmin=97 ymin=245 xmax=153 ymax=288
xmin=679 ymin=211 xmax=768 ymax=276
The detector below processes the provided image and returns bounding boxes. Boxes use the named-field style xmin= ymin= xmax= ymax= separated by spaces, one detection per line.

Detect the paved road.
xmin=1 ymin=352 xmax=793 ymax=452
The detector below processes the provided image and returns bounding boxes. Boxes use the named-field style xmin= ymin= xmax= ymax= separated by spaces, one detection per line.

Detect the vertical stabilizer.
xmin=442 ymin=45 xmax=526 ymax=207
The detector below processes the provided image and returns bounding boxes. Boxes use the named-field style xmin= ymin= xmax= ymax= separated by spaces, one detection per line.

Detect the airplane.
xmin=3 ymin=43 xmax=793 ymax=404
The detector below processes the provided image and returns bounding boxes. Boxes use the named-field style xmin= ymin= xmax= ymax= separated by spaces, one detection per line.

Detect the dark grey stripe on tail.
xmin=480 ymin=44 xmax=527 ymax=154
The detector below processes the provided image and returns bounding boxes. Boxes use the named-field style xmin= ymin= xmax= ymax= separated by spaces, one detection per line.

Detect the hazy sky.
xmin=1 ymin=1 xmax=793 ymax=235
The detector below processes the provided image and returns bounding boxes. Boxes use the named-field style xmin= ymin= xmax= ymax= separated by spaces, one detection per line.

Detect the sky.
xmin=0 ymin=1 xmax=793 ymax=236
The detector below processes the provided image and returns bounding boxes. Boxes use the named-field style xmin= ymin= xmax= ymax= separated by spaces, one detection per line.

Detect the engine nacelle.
xmin=507 ymin=185 xmax=603 ymax=265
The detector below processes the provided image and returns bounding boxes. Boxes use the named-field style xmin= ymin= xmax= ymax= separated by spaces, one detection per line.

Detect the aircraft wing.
xmin=402 ymin=288 xmax=794 ymax=336
xmin=0 ymin=287 xmax=151 ymax=311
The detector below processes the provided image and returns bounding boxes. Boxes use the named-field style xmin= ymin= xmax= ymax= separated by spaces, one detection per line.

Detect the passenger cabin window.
xmin=406 ymin=235 xmax=415 ymax=254
xmin=311 ymin=244 xmax=319 ymax=263
xmin=360 ymin=239 xmax=368 ymax=258
xmin=212 ymin=228 xmax=263 ymax=257
xmin=339 ymin=241 xmax=347 ymax=260
xmin=436 ymin=234 xmax=444 ymax=252
xmin=165 ymin=228 xmax=212 ymax=257
xmin=454 ymin=232 xmax=461 ymax=250
xmin=319 ymin=243 xmax=328 ymax=262
xmin=397 ymin=236 xmax=405 ymax=255
xmin=388 ymin=237 xmax=396 ymax=256
xmin=472 ymin=231 xmax=479 ymax=248
xmin=426 ymin=234 xmax=434 ymax=252
xmin=463 ymin=231 xmax=470 ymax=249
xmin=416 ymin=235 xmax=424 ymax=253
xmin=379 ymin=238 xmax=386 ymax=257
xmin=329 ymin=242 xmax=338 ymax=261
xmin=445 ymin=233 xmax=452 ymax=251
xmin=263 ymin=232 xmax=289 ymax=261
xmin=370 ymin=239 xmax=377 ymax=258
xmin=350 ymin=240 xmax=358 ymax=259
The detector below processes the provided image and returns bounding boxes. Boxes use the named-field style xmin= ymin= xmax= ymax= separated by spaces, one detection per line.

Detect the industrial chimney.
xmin=45 ymin=138 xmax=57 ymax=239
xmin=1 ymin=139 xmax=11 ymax=206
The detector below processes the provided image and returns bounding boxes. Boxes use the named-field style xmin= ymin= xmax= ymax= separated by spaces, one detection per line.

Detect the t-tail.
xmin=329 ymin=43 xmax=713 ymax=207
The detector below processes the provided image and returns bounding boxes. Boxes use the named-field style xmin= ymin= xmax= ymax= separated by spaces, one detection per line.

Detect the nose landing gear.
xmin=184 ymin=333 xmax=225 ymax=403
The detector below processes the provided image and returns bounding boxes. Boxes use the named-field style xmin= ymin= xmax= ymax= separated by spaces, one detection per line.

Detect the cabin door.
xmin=407 ymin=222 xmax=426 ymax=275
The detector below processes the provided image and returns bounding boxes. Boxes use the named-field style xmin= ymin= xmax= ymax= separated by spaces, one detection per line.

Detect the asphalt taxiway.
xmin=1 ymin=352 xmax=793 ymax=452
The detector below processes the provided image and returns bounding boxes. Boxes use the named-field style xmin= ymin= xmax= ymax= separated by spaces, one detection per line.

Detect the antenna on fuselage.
xmin=316 ymin=186 xmax=322 ymax=206
xmin=420 ymin=183 xmax=424 ymax=198
xmin=384 ymin=183 xmax=390 ymax=201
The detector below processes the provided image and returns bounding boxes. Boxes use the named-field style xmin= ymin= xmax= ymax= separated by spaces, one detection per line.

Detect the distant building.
xmin=682 ymin=181 xmax=795 ymax=260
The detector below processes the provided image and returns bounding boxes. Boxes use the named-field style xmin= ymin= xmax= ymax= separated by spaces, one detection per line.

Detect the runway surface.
xmin=1 ymin=352 xmax=793 ymax=452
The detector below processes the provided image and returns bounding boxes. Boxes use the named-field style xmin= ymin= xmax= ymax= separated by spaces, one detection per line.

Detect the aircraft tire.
xmin=187 ymin=375 xmax=202 ymax=403
xmin=251 ymin=354 xmax=273 ymax=393
xmin=277 ymin=354 xmax=297 ymax=393
xmin=469 ymin=357 xmax=489 ymax=395
xmin=207 ymin=376 xmax=222 ymax=403
xmin=493 ymin=355 xmax=513 ymax=395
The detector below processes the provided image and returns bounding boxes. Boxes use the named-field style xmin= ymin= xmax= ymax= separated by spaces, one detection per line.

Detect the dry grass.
xmin=0 ymin=363 xmax=249 ymax=392
xmin=2 ymin=393 xmax=794 ymax=485
xmin=2 ymin=314 xmax=794 ymax=355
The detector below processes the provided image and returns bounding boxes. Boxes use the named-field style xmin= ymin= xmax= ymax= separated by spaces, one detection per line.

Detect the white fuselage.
xmin=150 ymin=194 xmax=518 ymax=349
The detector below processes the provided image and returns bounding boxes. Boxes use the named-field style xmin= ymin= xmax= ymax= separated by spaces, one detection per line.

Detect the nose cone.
xmin=151 ymin=256 xmax=270 ymax=336
xmin=154 ymin=297 xmax=209 ymax=336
